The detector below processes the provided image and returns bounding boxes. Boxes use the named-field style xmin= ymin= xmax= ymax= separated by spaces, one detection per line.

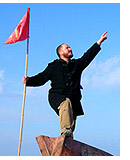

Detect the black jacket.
xmin=26 ymin=43 xmax=101 ymax=116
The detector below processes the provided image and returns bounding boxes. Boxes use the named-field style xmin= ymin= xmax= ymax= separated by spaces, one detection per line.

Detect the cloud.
xmin=0 ymin=70 xmax=4 ymax=94
xmin=82 ymin=55 xmax=120 ymax=90
xmin=0 ymin=70 xmax=4 ymax=79
xmin=26 ymin=81 xmax=50 ymax=98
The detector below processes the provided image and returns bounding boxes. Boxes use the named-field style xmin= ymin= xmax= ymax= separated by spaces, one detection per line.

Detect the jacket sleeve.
xmin=77 ymin=43 xmax=101 ymax=71
xmin=26 ymin=64 xmax=51 ymax=87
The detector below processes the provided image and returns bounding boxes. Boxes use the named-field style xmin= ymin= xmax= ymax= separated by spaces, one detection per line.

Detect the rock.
xmin=36 ymin=135 xmax=113 ymax=156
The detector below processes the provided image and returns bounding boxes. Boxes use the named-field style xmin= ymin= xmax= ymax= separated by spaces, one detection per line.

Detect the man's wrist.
xmin=97 ymin=40 xmax=102 ymax=46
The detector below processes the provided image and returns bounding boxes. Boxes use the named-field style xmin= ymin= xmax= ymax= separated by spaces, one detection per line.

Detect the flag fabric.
xmin=4 ymin=8 xmax=30 ymax=44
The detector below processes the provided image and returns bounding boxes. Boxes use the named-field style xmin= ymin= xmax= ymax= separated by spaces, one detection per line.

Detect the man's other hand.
xmin=22 ymin=76 xmax=29 ymax=84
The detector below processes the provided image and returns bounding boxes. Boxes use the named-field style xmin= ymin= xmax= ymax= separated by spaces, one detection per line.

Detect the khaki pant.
xmin=58 ymin=98 xmax=76 ymax=134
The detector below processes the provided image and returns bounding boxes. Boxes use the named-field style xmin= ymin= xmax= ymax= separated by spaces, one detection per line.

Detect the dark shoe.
xmin=62 ymin=129 xmax=73 ymax=138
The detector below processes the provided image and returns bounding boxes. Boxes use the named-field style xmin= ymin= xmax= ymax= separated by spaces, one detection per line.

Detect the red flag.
xmin=4 ymin=8 xmax=30 ymax=44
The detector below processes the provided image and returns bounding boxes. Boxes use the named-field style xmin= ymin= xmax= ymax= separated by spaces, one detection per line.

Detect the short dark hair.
xmin=56 ymin=43 xmax=64 ymax=58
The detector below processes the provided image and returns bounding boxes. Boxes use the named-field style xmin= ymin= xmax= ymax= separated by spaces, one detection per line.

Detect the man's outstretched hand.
xmin=22 ymin=76 xmax=29 ymax=84
xmin=97 ymin=31 xmax=108 ymax=45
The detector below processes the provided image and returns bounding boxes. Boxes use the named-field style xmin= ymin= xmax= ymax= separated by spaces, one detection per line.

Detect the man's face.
xmin=60 ymin=44 xmax=73 ymax=59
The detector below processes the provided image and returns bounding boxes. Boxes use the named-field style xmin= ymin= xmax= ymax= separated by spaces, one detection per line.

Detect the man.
xmin=22 ymin=31 xmax=108 ymax=138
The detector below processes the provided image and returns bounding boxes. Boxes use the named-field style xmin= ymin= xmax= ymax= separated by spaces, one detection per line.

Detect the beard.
xmin=69 ymin=54 xmax=73 ymax=58
xmin=63 ymin=51 xmax=73 ymax=59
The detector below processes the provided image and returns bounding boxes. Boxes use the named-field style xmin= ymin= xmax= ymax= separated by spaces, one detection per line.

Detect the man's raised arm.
xmin=97 ymin=31 xmax=108 ymax=45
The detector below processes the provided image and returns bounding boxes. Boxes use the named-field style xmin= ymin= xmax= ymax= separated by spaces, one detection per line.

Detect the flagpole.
xmin=17 ymin=37 xmax=29 ymax=156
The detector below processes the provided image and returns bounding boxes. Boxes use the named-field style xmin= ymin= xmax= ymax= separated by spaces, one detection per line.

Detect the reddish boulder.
xmin=36 ymin=135 xmax=113 ymax=156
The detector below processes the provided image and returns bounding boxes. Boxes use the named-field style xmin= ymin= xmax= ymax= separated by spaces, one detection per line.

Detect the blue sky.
xmin=0 ymin=2 xmax=120 ymax=156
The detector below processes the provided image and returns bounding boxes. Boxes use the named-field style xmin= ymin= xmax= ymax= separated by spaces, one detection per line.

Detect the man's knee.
xmin=58 ymin=98 xmax=72 ymax=112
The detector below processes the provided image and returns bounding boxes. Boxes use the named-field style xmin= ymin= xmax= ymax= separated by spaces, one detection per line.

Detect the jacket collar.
xmin=59 ymin=58 xmax=71 ymax=64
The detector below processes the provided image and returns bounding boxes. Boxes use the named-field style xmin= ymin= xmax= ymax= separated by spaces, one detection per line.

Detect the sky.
xmin=0 ymin=2 xmax=121 ymax=157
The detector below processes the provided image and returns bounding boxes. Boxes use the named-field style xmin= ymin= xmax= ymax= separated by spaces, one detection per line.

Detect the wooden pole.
xmin=17 ymin=38 xmax=29 ymax=156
